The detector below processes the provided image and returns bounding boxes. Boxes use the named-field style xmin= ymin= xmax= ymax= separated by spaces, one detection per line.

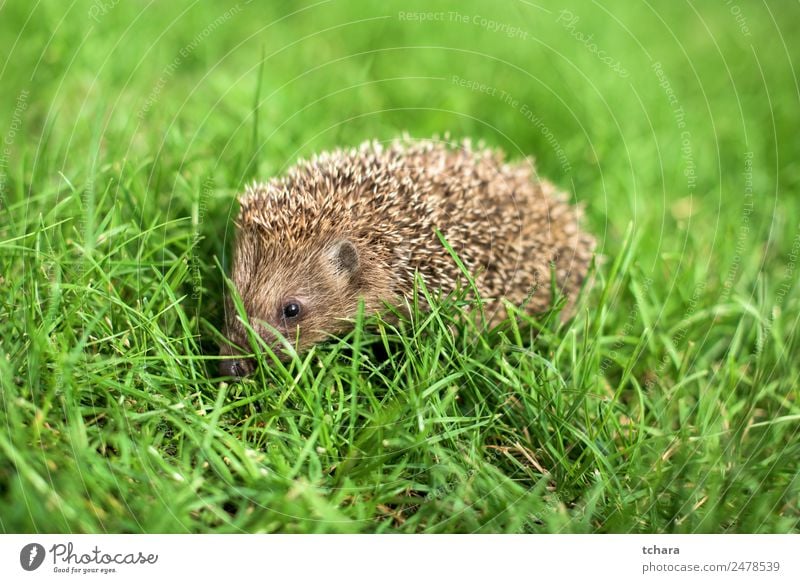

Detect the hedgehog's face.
xmin=219 ymin=234 xmax=363 ymax=377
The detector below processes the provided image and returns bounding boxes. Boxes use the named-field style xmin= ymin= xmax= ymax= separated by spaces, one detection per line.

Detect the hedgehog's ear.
xmin=327 ymin=239 xmax=360 ymax=279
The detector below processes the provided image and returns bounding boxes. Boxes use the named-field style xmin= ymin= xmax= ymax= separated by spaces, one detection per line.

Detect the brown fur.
xmin=220 ymin=137 xmax=594 ymax=373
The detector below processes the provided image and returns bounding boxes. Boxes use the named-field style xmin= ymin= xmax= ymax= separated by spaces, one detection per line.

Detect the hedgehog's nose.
xmin=219 ymin=357 xmax=255 ymax=378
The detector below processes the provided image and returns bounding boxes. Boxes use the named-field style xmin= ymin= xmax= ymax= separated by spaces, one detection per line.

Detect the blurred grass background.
xmin=0 ymin=0 xmax=798 ymax=533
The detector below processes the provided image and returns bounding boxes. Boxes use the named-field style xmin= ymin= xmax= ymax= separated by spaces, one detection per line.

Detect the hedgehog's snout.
xmin=219 ymin=355 xmax=255 ymax=378
xmin=218 ymin=337 xmax=256 ymax=378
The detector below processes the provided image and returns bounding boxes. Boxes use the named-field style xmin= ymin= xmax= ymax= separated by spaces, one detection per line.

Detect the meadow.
xmin=0 ymin=0 xmax=798 ymax=533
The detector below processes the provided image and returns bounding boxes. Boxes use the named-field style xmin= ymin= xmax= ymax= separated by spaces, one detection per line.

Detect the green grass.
xmin=1 ymin=0 xmax=798 ymax=533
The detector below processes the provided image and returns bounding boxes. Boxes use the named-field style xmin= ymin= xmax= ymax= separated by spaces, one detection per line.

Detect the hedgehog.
xmin=219 ymin=137 xmax=595 ymax=376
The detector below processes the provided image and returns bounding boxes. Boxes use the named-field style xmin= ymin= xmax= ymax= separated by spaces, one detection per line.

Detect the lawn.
xmin=0 ymin=0 xmax=798 ymax=533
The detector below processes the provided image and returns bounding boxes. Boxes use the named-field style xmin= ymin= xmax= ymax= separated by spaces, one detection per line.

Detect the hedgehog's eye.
xmin=281 ymin=301 xmax=302 ymax=320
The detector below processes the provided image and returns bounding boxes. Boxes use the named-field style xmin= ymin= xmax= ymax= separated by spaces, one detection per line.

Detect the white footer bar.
xmin=1 ymin=534 xmax=797 ymax=582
